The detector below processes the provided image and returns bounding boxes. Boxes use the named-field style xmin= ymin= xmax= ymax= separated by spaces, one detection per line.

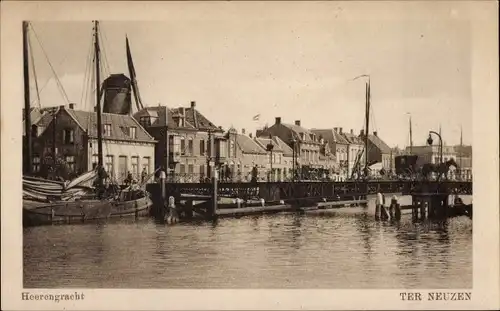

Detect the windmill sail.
xmin=126 ymin=36 xmax=144 ymax=112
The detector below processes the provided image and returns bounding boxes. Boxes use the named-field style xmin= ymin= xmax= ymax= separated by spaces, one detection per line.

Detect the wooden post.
xmin=165 ymin=196 xmax=178 ymax=224
xmin=185 ymin=199 xmax=194 ymax=220
xmin=420 ymin=200 xmax=427 ymax=220
xmin=395 ymin=203 xmax=401 ymax=220
xmin=412 ymin=197 xmax=419 ymax=221
xmin=209 ymin=168 xmax=218 ymax=219
xmin=375 ymin=192 xmax=382 ymax=220
xmin=159 ymin=170 xmax=166 ymax=218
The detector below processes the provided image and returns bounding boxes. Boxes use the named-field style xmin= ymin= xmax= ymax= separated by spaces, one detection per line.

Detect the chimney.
xmin=242 ymin=128 xmax=246 ymax=135
xmin=69 ymin=103 xmax=75 ymax=109
xmin=190 ymin=101 xmax=196 ymax=108
xmin=179 ymin=107 xmax=185 ymax=115
xmin=275 ymin=117 xmax=281 ymax=125
xmin=360 ymin=129 xmax=365 ymax=136
xmin=373 ymin=131 xmax=378 ymax=137
xmin=334 ymin=127 xmax=338 ymax=133
xmin=249 ymin=133 xmax=253 ymax=138
xmin=339 ymin=127 xmax=343 ymax=134
xmin=59 ymin=105 xmax=65 ymax=110
xmin=295 ymin=120 xmax=301 ymax=126
xmin=350 ymin=129 xmax=354 ymax=134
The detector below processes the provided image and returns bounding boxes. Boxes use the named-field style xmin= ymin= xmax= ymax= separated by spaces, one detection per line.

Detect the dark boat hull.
xmin=23 ymin=196 xmax=153 ymax=227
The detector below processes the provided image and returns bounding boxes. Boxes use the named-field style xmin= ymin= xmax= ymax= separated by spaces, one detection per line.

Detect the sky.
xmin=26 ymin=2 xmax=472 ymax=148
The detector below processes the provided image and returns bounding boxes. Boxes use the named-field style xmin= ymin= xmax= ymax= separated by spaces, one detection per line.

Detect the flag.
xmin=252 ymin=114 xmax=260 ymax=121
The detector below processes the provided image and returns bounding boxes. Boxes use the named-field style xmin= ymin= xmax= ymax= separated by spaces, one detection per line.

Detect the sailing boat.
xmin=23 ymin=21 xmax=153 ymax=226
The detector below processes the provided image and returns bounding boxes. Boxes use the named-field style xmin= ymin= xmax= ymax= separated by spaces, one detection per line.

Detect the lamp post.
xmin=427 ymin=130 xmax=443 ymax=164
xmin=266 ymin=135 xmax=274 ymax=182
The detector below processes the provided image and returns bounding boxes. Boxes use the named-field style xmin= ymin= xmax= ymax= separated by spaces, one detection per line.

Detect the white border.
xmin=1 ymin=1 xmax=498 ymax=310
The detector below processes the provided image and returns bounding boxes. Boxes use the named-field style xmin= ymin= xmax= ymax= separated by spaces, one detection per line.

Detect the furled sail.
xmin=23 ymin=170 xmax=98 ymax=202
xmin=126 ymin=36 xmax=144 ymax=112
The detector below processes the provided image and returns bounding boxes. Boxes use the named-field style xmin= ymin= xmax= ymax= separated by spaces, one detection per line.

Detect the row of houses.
xmin=23 ymin=74 xmax=471 ymax=183
xmin=24 ymin=99 xmax=400 ymax=183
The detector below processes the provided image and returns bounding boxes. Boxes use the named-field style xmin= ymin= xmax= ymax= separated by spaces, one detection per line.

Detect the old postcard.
xmin=1 ymin=1 xmax=499 ymax=310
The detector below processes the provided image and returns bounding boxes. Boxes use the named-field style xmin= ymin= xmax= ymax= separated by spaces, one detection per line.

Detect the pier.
xmin=146 ymin=179 xmax=472 ymax=221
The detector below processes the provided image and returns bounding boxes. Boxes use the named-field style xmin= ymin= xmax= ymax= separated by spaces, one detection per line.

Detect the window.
xmin=142 ymin=157 xmax=150 ymax=174
xmin=131 ymin=156 xmax=139 ymax=177
xmin=105 ymin=155 xmax=114 ymax=176
xmin=200 ymin=140 xmax=205 ymax=155
xmin=129 ymin=127 xmax=137 ymax=139
xmin=33 ymin=156 xmax=41 ymax=172
xmin=65 ymin=155 xmax=75 ymax=172
xmin=103 ymin=124 xmax=112 ymax=137
xmin=188 ymin=138 xmax=194 ymax=155
xmin=180 ymin=138 xmax=186 ymax=155
xmin=179 ymin=164 xmax=185 ymax=174
xmin=199 ymin=164 xmax=205 ymax=177
xmin=63 ymin=128 xmax=74 ymax=144
xmin=92 ymin=154 xmax=99 ymax=169
xmin=188 ymin=164 xmax=194 ymax=174
xmin=218 ymin=141 xmax=227 ymax=158
xmin=139 ymin=117 xmax=151 ymax=127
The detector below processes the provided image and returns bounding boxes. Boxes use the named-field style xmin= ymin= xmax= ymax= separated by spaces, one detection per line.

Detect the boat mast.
xmin=364 ymin=79 xmax=370 ymax=176
xmin=460 ymin=125 xmax=463 ymax=177
xmin=94 ymin=21 xmax=104 ymax=169
xmin=23 ymin=21 xmax=32 ymax=174
xmin=409 ymin=114 xmax=413 ymax=154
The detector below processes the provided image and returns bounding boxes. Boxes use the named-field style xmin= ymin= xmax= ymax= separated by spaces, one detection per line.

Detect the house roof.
xmin=64 ymin=108 xmax=155 ymax=143
xmin=310 ymin=129 xmax=350 ymax=148
xmin=342 ymin=132 xmax=364 ymax=145
xmin=254 ymin=136 xmax=293 ymax=156
xmin=22 ymin=107 xmax=57 ymax=135
xmin=235 ymin=134 xmax=267 ymax=154
xmin=367 ymin=134 xmax=391 ymax=154
xmin=133 ymin=105 xmax=221 ymax=131
xmin=282 ymin=123 xmax=318 ymax=143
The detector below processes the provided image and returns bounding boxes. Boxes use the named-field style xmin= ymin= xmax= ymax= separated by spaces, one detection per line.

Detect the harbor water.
xmin=23 ymin=196 xmax=472 ymax=289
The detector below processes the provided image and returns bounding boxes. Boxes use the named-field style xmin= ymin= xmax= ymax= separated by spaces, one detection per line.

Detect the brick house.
xmin=258 ymin=117 xmax=336 ymax=179
xmin=133 ymin=101 xmax=231 ymax=182
xmin=31 ymin=105 xmax=156 ymax=183
xmin=311 ymin=127 xmax=350 ymax=180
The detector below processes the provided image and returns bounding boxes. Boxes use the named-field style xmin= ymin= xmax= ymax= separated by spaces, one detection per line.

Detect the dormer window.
xmin=129 ymin=127 xmax=136 ymax=139
xmin=103 ymin=124 xmax=112 ymax=137
xmin=139 ymin=116 xmax=152 ymax=127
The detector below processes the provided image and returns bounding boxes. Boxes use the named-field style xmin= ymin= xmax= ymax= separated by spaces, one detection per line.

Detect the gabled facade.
xmin=257 ymin=117 xmax=337 ymax=179
xmin=360 ymin=130 xmax=392 ymax=171
xmin=233 ymin=129 xmax=268 ymax=182
xmin=342 ymin=129 xmax=365 ymax=178
xmin=31 ymin=105 xmax=156 ymax=183
xmin=311 ymin=127 xmax=350 ymax=179
xmin=133 ymin=101 xmax=231 ymax=182
xmin=254 ymin=134 xmax=294 ymax=181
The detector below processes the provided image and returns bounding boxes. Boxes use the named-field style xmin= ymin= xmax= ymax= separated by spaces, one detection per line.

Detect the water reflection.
xmin=24 ymin=212 xmax=472 ymax=289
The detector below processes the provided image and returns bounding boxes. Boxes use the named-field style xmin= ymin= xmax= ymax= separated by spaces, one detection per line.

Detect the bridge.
xmin=161 ymin=180 xmax=472 ymax=203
